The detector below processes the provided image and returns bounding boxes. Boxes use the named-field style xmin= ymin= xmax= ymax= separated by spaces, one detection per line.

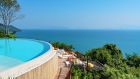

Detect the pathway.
xmin=55 ymin=57 xmax=71 ymax=79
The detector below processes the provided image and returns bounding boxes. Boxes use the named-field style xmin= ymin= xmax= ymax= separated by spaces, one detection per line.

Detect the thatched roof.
xmin=0 ymin=23 xmax=21 ymax=33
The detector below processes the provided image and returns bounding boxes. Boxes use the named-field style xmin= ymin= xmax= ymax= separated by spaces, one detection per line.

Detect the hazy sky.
xmin=14 ymin=0 xmax=140 ymax=30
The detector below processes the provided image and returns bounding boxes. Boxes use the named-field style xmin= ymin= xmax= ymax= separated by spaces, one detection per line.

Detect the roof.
xmin=0 ymin=23 xmax=21 ymax=33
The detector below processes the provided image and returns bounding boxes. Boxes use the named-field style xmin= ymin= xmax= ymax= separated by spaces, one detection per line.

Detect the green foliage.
xmin=71 ymin=65 xmax=82 ymax=79
xmin=71 ymin=44 xmax=140 ymax=79
xmin=7 ymin=33 xmax=16 ymax=38
xmin=71 ymin=65 xmax=93 ymax=79
xmin=100 ymin=65 xmax=138 ymax=79
xmin=0 ymin=0 xmax=20 ymax=13
xmin=86 ymin=48 xmax=112 ymax=65
xmin=0 ymin=32 xmax=5 ymax=37
xmin=51 ymin=42 xmax=74 ymax=52
xmin=104 ymin=44 xmax=123 ymax=61
xmin=0 ymin=32 xmax=15 ymax=38
xmin=126 ymin=53 xmax=140 ymax=67
xmin=0 ymin=0 xmax=21 ymax=36
xmin=86 ymin=44 xmax=123 ymax=68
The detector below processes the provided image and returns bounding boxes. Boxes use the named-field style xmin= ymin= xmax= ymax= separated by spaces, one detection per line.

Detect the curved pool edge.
xmin=0 ymin=40 xmax=58 ymax=79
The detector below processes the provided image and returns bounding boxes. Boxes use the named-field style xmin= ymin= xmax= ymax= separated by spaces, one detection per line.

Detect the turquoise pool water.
xmin=0 ymin=39 xmax=50 ymax=71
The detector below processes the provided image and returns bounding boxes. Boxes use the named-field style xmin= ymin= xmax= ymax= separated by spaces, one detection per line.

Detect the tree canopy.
xmin=86 ymin=44 xmax=123 ymax=67
xmin=71 ymin=44 xmax=140 ymax=79
xmin=0 ymin=0 xmax=20 ymax=24
xmin=0 ymin=0 xmax=20 ymax=37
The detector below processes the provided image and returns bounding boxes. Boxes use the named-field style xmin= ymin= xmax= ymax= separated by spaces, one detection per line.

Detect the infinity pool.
xmin=0 ymin=39 xmax=50 ymax=71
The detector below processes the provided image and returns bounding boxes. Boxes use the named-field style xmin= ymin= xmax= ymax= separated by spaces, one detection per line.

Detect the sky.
xmin=13 ymin=0 xmax=140 ymax=30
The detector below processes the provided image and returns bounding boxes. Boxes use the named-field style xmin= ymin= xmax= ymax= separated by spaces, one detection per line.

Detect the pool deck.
xmin=55 ymin=57 xmax=71 ymax=79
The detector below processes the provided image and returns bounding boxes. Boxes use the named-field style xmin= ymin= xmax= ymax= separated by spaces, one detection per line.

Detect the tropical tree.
xmin=0 ymin=0 xmax=21 ymax=36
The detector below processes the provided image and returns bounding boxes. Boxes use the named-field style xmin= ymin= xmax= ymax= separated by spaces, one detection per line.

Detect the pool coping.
xmin=0 ymin=39 xmax=55 ymax=78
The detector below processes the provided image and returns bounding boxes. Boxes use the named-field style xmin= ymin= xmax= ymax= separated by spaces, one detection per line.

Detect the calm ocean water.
xmin=16 ymin=30 xmax=140 ymax=55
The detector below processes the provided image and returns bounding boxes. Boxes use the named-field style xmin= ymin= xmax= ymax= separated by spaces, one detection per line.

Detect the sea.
xmin=16 ymin=30 xmax=140 ymax=55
